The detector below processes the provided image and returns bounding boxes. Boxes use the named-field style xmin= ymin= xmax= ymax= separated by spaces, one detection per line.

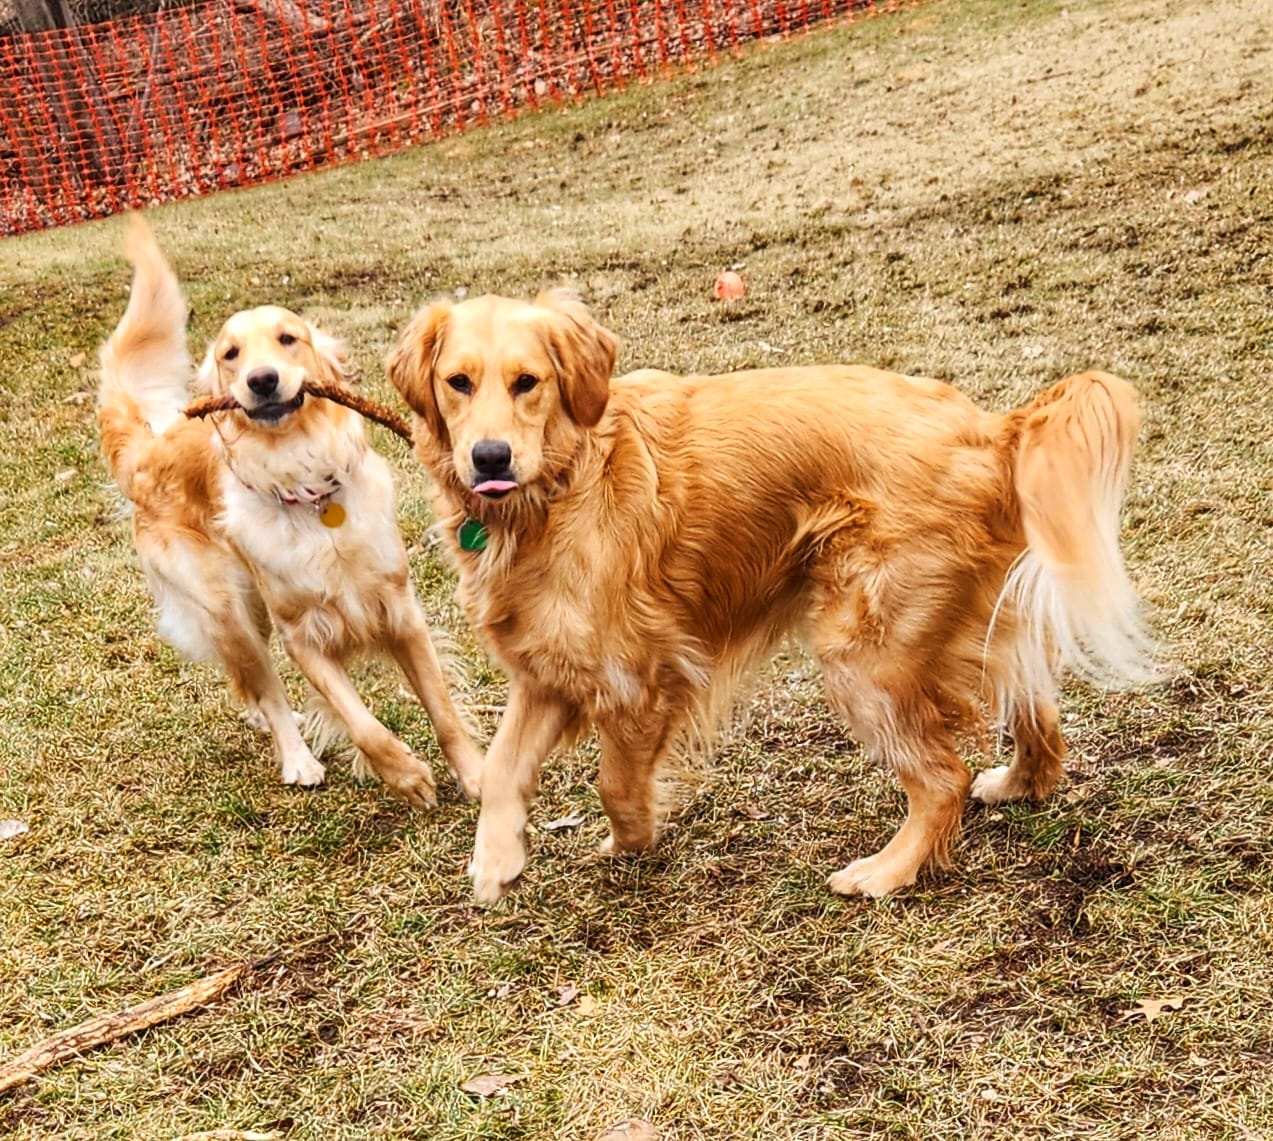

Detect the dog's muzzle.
xmin=245 ymin=390 xmax=305 ymax=422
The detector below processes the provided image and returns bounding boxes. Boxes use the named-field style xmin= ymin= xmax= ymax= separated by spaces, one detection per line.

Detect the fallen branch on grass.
xmin=185 ymin=380 xmax=414 ymax=444
xmin=0 ymin=963 xmax=249 ymax=1095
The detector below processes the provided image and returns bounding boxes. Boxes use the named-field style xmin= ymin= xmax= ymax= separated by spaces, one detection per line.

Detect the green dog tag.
xmin=458 ymin=517 xmax=488 ymax=552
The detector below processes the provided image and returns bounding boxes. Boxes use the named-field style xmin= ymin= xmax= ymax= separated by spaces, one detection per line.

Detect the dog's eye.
xmin=512 ymin=373 xmax=539 ymax=395
xmin=278 ymin=332 xmax=297 ymax=346
xmin=446 ymin=374 xmax=473 ymax=395
xmin=223 ymin=346 xmax=239 ymax=362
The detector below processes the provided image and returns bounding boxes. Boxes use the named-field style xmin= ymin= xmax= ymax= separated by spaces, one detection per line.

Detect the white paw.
xmin=970 ymin=765 xmax=1016 ymax=805
xmin=827 ymin=855 xmax=915 ymax=899
xmin=281 ymin=751 xmax=326 ymax=788
xmin=468 ymin=829 xmax=527 ymax=905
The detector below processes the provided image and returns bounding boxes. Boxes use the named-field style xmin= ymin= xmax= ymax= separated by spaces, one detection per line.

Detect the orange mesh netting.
xmin=0 ymin=0 xmax=904 ymax=235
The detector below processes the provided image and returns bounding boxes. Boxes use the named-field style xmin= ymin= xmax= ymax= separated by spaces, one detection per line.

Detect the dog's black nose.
xmin=246 ymin=367 xmax=279 ymax=397
xmin=472 ymin=439 xmax=512 ymax=475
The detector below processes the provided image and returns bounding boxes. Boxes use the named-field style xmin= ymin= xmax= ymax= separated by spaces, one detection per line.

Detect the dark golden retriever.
xmin=387 ymin=290 xmax=1157 ymax=903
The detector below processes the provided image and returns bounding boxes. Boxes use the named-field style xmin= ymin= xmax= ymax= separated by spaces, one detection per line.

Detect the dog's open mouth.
xmin=472 ymin=479 xmax=518 ymax=500
xmin=245 ymin=392 xmax=305 ymax=422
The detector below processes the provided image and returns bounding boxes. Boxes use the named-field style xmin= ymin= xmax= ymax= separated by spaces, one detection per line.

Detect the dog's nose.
xmin=246 ymin=367 xmax=279 ymax=397
xmin=471 ymin=439 xmax=513 ymax=475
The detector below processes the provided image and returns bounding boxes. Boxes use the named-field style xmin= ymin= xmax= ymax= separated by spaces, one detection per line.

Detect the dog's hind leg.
xmin=971 ymin=698 xmax=1067 ymax=805
xmin=818 ymin=658 xmax=971 ymax=898
xmin=146 ymin=549 xmax=324 ymax=787
xmin=595 ymin=713 xmax=676 ymax=855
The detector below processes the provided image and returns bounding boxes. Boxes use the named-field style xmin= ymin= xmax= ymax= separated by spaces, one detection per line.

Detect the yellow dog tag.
xmin=319 ymin=501 xmax=346 ymax=528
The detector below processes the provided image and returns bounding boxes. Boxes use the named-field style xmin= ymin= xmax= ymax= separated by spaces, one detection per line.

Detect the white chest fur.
xmin=219 ymin=450 xmax=410 ymax=649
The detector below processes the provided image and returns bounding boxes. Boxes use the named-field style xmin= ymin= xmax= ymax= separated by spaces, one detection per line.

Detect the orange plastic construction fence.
xmin=0 ymin=0 xmax=903 ymax=236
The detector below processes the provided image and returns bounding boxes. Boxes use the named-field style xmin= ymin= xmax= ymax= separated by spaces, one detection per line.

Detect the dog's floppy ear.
xmin=309 ymin=324 xmax=351 ymax=386
xmin=535 ymin=288 xmax=618 ymax=429
xmin=387 ymin=299 xmax=453 ymax=445
xmin=195 ymin=341 xmax=219 ymax=394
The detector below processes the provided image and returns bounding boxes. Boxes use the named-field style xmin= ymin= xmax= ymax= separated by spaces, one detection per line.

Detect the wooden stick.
xmin=0 ymin=963 xmax=248 ymax=1095
xmin=184 ymin=381 xmax=414 ymax=444
xmin=303 ymin=379 xmax=414 ymax=443
xmin=184 ymin=393 xmax=239 ymax=417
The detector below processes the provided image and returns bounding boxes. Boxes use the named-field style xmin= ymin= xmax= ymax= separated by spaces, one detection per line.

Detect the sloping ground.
xmin=0 ymin=0 xmax=1270 ymax=1137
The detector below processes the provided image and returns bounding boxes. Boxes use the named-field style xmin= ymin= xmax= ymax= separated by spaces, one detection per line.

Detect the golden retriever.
xmin=97 ymin=217 xmax=482 ymax=805
xmin=386 ymin=290 xmax=1157 ymax=902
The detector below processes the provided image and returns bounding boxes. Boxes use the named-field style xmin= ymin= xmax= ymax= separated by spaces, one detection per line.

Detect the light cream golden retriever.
xmin=387 ymin=290 xmax=1157 ymax=903
xmin=97 ymin=218 xmax=482 ymax=804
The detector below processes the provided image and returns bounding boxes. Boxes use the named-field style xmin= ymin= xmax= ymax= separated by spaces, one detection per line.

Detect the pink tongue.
xmin=473 ymin=479 xmax=517 ymax=495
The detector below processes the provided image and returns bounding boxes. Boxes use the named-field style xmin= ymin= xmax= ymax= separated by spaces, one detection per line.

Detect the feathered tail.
xmin=1000 ymin=370 xmax=1160 ymax=695
xmin=97 ymin=215 xmax=191 ymax=499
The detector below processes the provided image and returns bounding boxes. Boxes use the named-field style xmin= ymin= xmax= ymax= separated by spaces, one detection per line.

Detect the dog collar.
xmin=272 ymin=484 xmax=345 ymax=527
xmin=276 ymin=487 xmax=336 ymax=507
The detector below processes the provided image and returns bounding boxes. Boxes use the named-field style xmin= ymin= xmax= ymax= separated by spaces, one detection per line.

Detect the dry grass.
xmin=1 ymin=0 xmax=1271 ymax=1137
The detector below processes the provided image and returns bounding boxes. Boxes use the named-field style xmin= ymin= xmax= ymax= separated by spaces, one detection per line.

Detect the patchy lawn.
xmin=1 ymin=0 xmax=1271 ymax=1137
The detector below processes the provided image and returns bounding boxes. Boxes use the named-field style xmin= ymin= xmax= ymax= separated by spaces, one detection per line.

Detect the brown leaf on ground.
xmin=1121 ymin=996 xmax=1186 ymax=1023
xmin=460 ymin=1072 xmax=526 ymax=1097
xmin=556 ymin=983 xmax=581 ymax=1006
xmin=542 ymin=812 xmax=587 ymax=831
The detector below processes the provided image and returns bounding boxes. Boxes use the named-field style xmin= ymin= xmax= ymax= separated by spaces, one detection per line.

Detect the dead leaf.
xmin=1121 ymin=995 xmax=1185 ymax=1022
xmin=597 ymin=1121 xmax=660 ymax=1141
xmin=0 ymin=820 xmax=28 ymax=840
xmin=460 ymin=1072 xmax=525 ymax=1097
xmin=738 ymin=802 xmax=771 ymax=820
xmin=68 ymin=352 xmax=87 ymax=368
xmin=555 ymin=983 xmax=580 ymax=1007
xmin=576 ymin=995 xmax=597 ymax=1015
xmin=542 ymin=812 xmax=586 ymax=832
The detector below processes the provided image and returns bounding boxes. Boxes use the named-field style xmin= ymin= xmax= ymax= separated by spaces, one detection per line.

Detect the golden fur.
xmin=98 ymin=217 xmax=482 ymax=804
xmin=387 ymin=290 xmax=1158 ymax=902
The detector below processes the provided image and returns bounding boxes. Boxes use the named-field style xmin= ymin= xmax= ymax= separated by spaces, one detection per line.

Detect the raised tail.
xmin=1000 ymin=370 xmax=1160 ymax=693
xmin=97 ymin=215 xmax=191 ymax=499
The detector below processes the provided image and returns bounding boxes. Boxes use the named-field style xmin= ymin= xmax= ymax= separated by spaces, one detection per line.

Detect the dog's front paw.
xmin=385 ymin=759 xmax=438 ymax=810
xmin=826 ymin=853 xmax=916 ymax=899
xmin=281 ymin=750 xmax=326 ymax=788
xmin=468 ymin=828 xmax=527 ymax=905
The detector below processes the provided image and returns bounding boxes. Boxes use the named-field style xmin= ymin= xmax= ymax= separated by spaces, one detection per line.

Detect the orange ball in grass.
xmin=713 ymin=270 xmax=746 ymax=300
